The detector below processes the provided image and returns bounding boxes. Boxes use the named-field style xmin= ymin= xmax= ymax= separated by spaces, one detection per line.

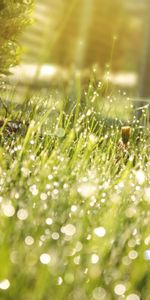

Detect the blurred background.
xmin=4 ymin=0 xmax=150 ymax=116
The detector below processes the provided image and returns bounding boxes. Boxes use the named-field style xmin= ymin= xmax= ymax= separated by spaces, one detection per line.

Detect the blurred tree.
xmin=0 ymin=0 xmax=33 ymax=76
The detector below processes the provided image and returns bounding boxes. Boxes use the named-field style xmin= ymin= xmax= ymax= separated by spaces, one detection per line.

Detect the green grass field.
xmin=0 ymin=88 xmax=150 ymax=300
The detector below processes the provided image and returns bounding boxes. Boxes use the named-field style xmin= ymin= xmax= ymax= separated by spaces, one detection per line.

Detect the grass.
xmin=0 ymin=86 xmax=150 ymax=300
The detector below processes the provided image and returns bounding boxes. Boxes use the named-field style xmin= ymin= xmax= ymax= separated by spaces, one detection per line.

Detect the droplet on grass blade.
xmin=25 ymin=236 xmax=34 ymax=246
xmin=126 ymin=294 xmax=140 ymax=300
xmin=74 ymin=255 xmax=80 ymax=265
xmin=29 ymin=184 xmax=38 ymax=196
xmin=17 ymin=208 xmax=28 ymax=220
xmin=57 ymin=277 xmax=63 ymax=285
xmin=91 ymin=254 xmax=99 ymax=264
xmin=128 ymin=250 xmax=138 ymax=260
xmin=92 ymin=287 xmax=106 ymax=300
xmin=94 ymin=227 xmax=106 ymax=237
xmin=2 ymin=203 xmax=15 ymax=217
xmin=61 ymin=224 xmax=76 ymax=236
xmin=75 ymin=241 xmax=83 ymax=252
xmin=45 ymin=218 xmax=53 ymax=225
xmin=135 ymin=170 xmax=145 ymax=185
xmin=144 ymin=250 xmax=150 ymax=260
xmin=71 ymin=205 xmax=78 ymax=212
xmin=48 ymin=174 xmax=53 ymax=180
xmin=77 ymin=182 xmax=97 ymax=198
xmin=40 ymin=253 xmax=51 ymax=264
xmin=89 ymin=134 xmax=98 ymax=145
xmin=0 ymin=279 xmax=10 ymax=290
xmin=52 ymin=232 xmax=60 ymax=240
xmin=40 ymin=193 xmax=47 ymax=201
xmin=144 ymin=236 xmax=150 ymax=245
xmin=114 ymin=283 xmax=126 ymax=296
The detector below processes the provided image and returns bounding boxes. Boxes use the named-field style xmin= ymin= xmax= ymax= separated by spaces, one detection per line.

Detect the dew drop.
xmin=40 ymin=253 xmax=51 ymax=264
xmin=46 ymin=218 xmax=53 ymax=225
xmin=94 ymin=227 xmax=106 ymax=237
xmin=92 ymin=287 xmax=106 ymax=300
xmin=114 ymin=283 xmax=126 ymax=296
xmin=57 ymin=276 xmax=63 ymax=285
xmin=52 ymin=232 xmax=60 ymax=240
xmin=77 ymin=182 xmax=97 ymax=198
xmin=91 ymin=254 xmax=99 ymax=264
xmin=144 ymin=250 xmax=150 ymax=260
xmin=17 ymin=209 xmax=28 ymax=220
xmin=0 ymin=279 xmax=10 ymax=290
xmin=61 ymin=224 xmax=76 ymax=236
xmin=126 ymin=294 xmax=140 ymax=300
xmin=128 ymin=250 xmax=138 ymax=260
xmin=29 ymin=184 xmax=38 ymax=196
xmin=25 ymin=236 xmax=34 ymax=246
xmin=135 ymin=170 xmax=145 ymax=185
xmin=40 ymin=193 xmax=47 ymax=201
xmin=2 ymin=203 xmax=15 ymax=217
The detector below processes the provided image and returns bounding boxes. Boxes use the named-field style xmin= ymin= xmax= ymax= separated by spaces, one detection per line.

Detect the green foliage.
xmin=0 ymin=88 xmax=149 ymax=299
xmin=0 ymin=0 xmax=33 ymax=75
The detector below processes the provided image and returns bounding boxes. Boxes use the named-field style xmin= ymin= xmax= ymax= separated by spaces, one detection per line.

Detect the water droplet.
xmin=114 ymin=284 xmax=126 ymax=296
xmin=40 ymin=193 xmax=47 ymax=201
xmin=71 ymin=205 xmax=78 ymax=212
xmin=135 ymin=170 xmax=145 ymax=185
xmin=2 ymin=203 xmax=15 ymax=217
xmin=144 ymin=236 xmax=150 ymax=245
xmin=57 ymin=276 xmax=63 ymax=285
xmin=128 ymin=250 xmax=138 ymax=260
xmin=48 ymin=174 xmax=53 ymax=180
xmin=52 ymin=232 xmax=59 ymax=240
xmin=29 ymin=184 xmax=38 ymax=196
xmin=45 ymin=218 xmax=53 ymax=225
xmin=25 ymin=236 xmax=34 ymax=246
xmin=0 ymin=279 xmax=10 ymax=290
xmin=74 ymin=256 xmax=80 ymax=265
xmin=40 ymin=253 xmax=51 ymax=264
xmin=144 ymin=250 xmax=150 ymax=260
xmin=61 ymin=224 xmax=76 ymax=236
xmin=92 ymin=287 xmax=106 ymax=300
xmin=91 ymin=254 xmax=99 ymax=264
xmin=75 ymin=241 xmax=83 ymax=252
xmin=94 ymin=227 xmax=106 ymax=237
xmin=77 ymin=182 xmax=97 ymax=198
xmin=17 ymin=209 xmax=28 ymax=220
xmin=89 ymin=134 xmax=98 ymax=144
xmin=126 ymin=294 xmax=140 ymax=300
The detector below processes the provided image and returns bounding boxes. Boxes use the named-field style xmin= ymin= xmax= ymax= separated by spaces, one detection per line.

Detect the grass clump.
xmin=0 ymin=94 xmax=149 ymax=300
